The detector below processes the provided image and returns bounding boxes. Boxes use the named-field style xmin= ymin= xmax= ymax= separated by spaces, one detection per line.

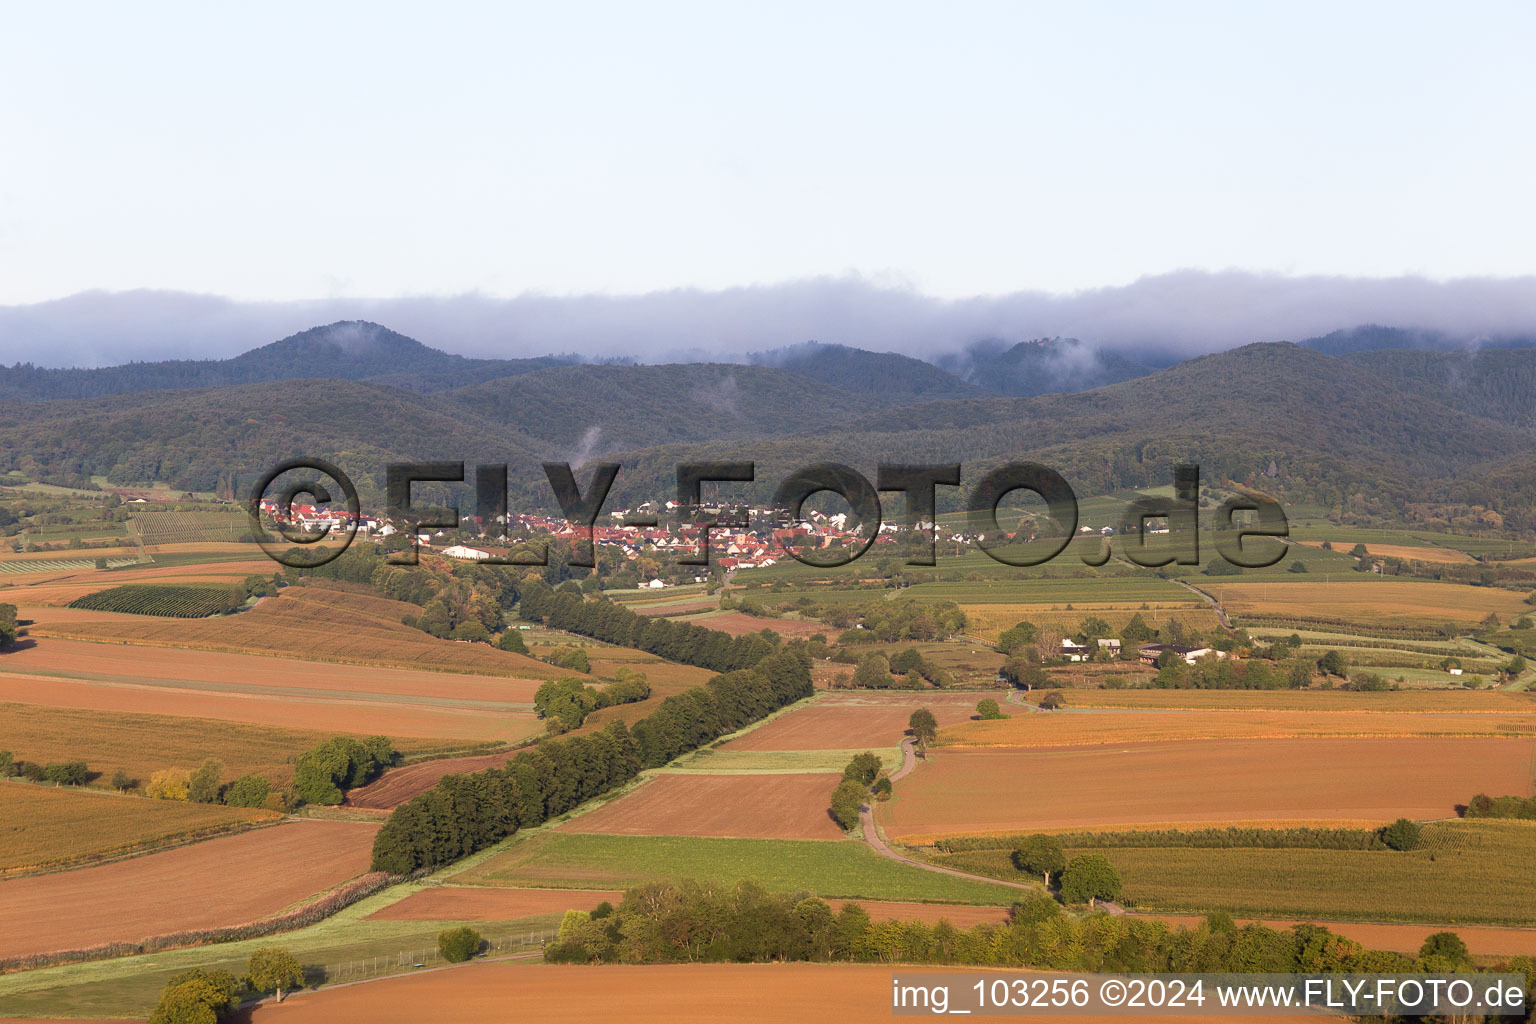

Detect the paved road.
xmin=860 ymin=737 xmax=1125 ymax=915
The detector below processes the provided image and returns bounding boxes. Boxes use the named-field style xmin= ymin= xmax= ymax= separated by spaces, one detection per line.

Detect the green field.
xmin=927 ymin=819 xmax=1536 ymax=925
xmin=454 ymin=832 xmax=1024 ymax=905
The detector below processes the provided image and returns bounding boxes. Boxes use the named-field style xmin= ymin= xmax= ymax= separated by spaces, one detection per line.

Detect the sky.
xmin=2 ymin=3 xmax=1536 ymax=364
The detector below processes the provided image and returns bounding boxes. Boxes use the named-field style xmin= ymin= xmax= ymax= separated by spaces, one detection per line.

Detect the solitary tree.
xmin=907 ymin=708 xmax=938 ymax=753
xmin=1418 ymin=931 xmax=1472 ymax=968
xmin=1317 ymin=650 xmax=1349 ymax=677
xmin=1038 ymin=690 xmax=1066 ymax=710
xmin=497 ymin=629 xmax=529 ymax=653
xmin=438 ymin=926 xmax=483 ymax=963
xmin=1013 ymin=834 xmax=1066 ymax=887
xmin=976 ymin=698 xmax=1008 ymax=720
xmin=1059 ymin=854 xmax=1122 ymax=906
xmin=246 ymin=947 xmax=304 ymax=1003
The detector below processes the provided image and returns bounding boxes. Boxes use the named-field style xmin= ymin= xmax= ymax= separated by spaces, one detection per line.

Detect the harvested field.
xmin=26 ymin=588 xmax=562 ymax=678
xmin=561 ymin=773 xmax=847 ymax=840
xmin=347 ymin=748 xmax=537 ymax=809
xmin=939 ymin=708 xmax=1536 ymax=748
xmin=671 ymin=611 xmax=833 ymax=639
xmin=0 ymin=636 xmax=546 ymax=704
xmin=0 ymin=702 xmax=457 ymax=785
xmin=721 ymin=694 xmax=982 ymax=751
xmin=882 ymin=737 xmax=1536 ymax=839
xmin=634 ymin=599 xmax=716 ymax=616
xmin=239 ymin=962 xmax=1270 ymax=1024
xmin=1141 ymin=914 xmax=1536 ymax=958
xmin=367 ymin=886 xmax=625 ymax=921
xmin=0 ymin=820 xmax=379 ymax=959
xmin=0 ymin=783 xmax=277 ymax=875
xmin=370 ymin=886 xmax=1009 ymax=928
xmin=0 ymin=562 xmax=276 ymax=606
xmin=0 ymin=673 xmax=541 ymax=744
xmin=1031 ymin=689 xmax=1536 ymax=713
xmin=1203 ymin=579 xmax=1532 ymax=628
xmin=1296 ymin=540 xmax=1475 ymax=565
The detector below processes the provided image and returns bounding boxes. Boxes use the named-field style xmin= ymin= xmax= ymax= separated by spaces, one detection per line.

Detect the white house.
xmin=441 ymin=544 xmax=494 ymax=561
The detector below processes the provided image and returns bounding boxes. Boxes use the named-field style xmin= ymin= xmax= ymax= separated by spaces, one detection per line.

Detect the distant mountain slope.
xmin=1302 ymin=324 xmax=1536 ymax=355
xmin=441 ymin=362 xmax=887 ymax=452
xmin=943 ymin=338 xmax=1156 ymax=396
xmin=0 ymin=321 xmax=572 ymax=400
xmin=748 ymin=341 xmax=983 ymax=402
xmin=0 ymin=378 xmax=534 ymax=495
xmin=1345 ymin=348 xmax=1536 ymax=433
xmin=593 ymin=343 xmax=1536 ymax=528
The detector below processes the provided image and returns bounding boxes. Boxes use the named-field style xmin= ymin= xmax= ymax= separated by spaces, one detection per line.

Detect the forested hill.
xmin=4 ymin=337 xmax=1534 ymax=530
xmin=0 ymin=321 xmax=573 ymax=400
xmin=587 ymin=343 xmax=1536 ymax=529
xmin=748 ymin=341 xmax=984 ymax=402
xmin=1343 ymin=348 xmax=1536 ymax=434
xmin=949 ymin=337 xmax=1156 ymax=396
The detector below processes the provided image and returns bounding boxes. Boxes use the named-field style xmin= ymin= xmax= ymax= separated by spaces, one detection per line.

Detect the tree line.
xmin=541 ymin=879 xmax=1508 ymax=980
xmin=534 ymin=668 xmax=650 ymax=733
xmin=520 ymin=579 xmax=786 ymax=673
xmin=370 ymin=646 xmax=812 ymax=874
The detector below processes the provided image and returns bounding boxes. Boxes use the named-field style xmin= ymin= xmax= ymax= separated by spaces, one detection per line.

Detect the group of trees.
xmin=829 ymin=752 xmax=882 ymax=831
xmin=533 ymin=668 xmax=650 ymax=732
xmin=1011 ymin=835 xmax=1121 ymax=905
xmin=294 ymin=736 xmax=395 ymax=806
xmin=821 ymin=598 xmax=968 ymax=644
xmin=541 ymin=878 xmax=1491 ymax=978
xmin=145 ymin=758 xmax=297 ymax=812
xmin=521 ymin=579 xmax=786 ymax=674
xmin=147 ymin=947 xmax=304 ymax=1023
xmin=0 ymin=751 xmax=90 ymax=786
xmin=371 ymin=648 xmax=812 ymax=874
xmin=1466 ymin=793 xmax=1536 ymax=819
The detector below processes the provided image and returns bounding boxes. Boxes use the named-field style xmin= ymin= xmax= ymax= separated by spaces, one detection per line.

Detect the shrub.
xmin=976 ymin=698 xmax=1008 ymax=720
xmin=497 ymin=629 xmax=528 ymax=653
xmin=146 ymin=769 xmax=191 ymax=801
xmin=871 ymin=777 xmax=892 ymax=801
xmin=1379 ymin=818 xmax=1422 ymax=851
xmin=223 ymin=774 xmax=273 ymax=808
xmin=438 ymin=926 xmax=482 ymax=963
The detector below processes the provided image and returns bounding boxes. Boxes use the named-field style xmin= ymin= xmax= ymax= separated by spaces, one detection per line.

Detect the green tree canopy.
xmin=246 ymin=947 xmax=304 ymax=1003
xmin=439 ymin=925 xmax=483 ymax=963
xmin=1013 ymin=834 xmax=1066 ymax=887
xmin=1059 ymin=854 xmax=1122 ymax=906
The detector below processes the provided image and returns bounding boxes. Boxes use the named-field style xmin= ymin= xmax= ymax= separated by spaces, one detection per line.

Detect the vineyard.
xmin=68 ymin=583 xmax=247 ymax=617
xmin=132 ymin=509 xmax=251 ymax=546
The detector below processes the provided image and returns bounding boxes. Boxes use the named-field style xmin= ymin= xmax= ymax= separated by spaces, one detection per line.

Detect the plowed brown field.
xmin=883 ymin=737 xmax=1536 ymax=838
xmin=2 ymin=637 xmax=545 ymax=703
xmin=0 ymin=820 xmax=378 ymax=958
xmin=0 ymin=674 xmax=541 ymax=743
xmin=723 ymin=694 xmax=981 ymax=751
xmin=561 ymin=773 xmax=846 ymax=840
xmin=238 ymin=963 xmax=1274 ymax=1024
xmin=1140 ymin=914 xmax=1536 ymax=958
xmin=347 ymin=749 xmax=536 ymax=809
xmin=677 ymin=612 xmax=832 ymax=639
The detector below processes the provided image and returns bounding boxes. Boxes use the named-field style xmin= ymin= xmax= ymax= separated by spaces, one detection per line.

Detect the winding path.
xmin=859 ymin=736 xmax=1125 ymax=915
xmin=1167 ymin=576 xmax=1231 ymax=628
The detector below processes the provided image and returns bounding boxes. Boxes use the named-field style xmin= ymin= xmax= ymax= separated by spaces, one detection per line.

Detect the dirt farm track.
xmin=0 ymin=820 xmax=378 ymax=959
